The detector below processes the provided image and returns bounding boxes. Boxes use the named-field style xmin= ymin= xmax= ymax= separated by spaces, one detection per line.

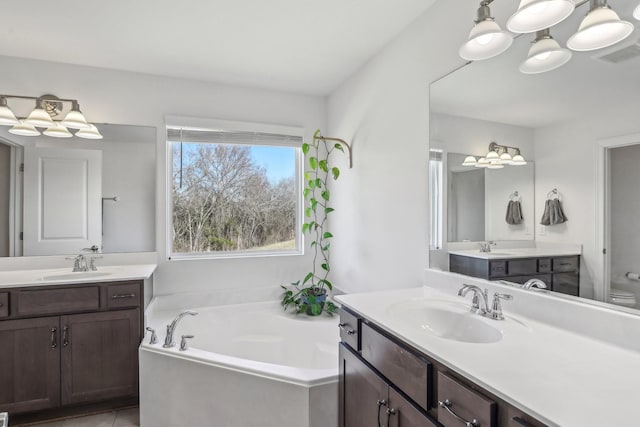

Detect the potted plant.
xmin=281 ymin=129 xmax=345 ymax=316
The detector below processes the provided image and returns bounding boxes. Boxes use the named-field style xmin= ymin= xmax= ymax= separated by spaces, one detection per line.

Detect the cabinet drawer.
xmin=339 ymin=308 xmax=360 ymax=351
xmin=361 ymin=323 xmax=431 ymax=410
xmin=389 ymin=387 xmax=439 ymax=427
xmin=437 ymin=372 xmax=496 ymax=427
xmin=507 ymin=259 xmax=537 ymax=276
xmin=552 ymin=256 xmax=579 ymax=272
xmin=16 ymin=287 xmax=99 ymax=316
xmin=552 ymin=273 xmax=579 ymax=296
xmin=0 ymin=292 xmax=8 ymax=317
xmin=538 ymin=258 xmax=551 ymax=273
xmin=106 ymin=283 xmax=141 ymax=309
xmin=489 ymin=261 xmax=506 ymax=277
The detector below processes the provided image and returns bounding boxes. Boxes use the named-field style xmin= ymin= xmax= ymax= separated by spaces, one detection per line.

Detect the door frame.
xmin=594 ymin=132 xmax=640 ymax=302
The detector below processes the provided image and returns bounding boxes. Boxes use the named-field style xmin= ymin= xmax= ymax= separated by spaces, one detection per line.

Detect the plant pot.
xmin=301 ymin=289 xmax=328 ymax=316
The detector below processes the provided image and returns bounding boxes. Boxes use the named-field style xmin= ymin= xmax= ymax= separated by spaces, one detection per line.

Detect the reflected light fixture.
xmin=507 ymin=0 xmax=575 ymax=33
xmin=634 ymin=3 xmax=640 ymax=20
xmin=460 ymin=1 xmax=514 ymax=61
xmin=567 ymin=0 xmax=633 ymax=51
xmin=520 ymin=29 xmax=572 ymax=74
xmin=463 ymin=142 xmax=527 ymax=168
xmin=0 ymin=94 xmax=100 ymax=139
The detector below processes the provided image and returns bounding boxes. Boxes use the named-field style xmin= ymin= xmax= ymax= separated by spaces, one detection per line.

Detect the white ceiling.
xmin=1 ymin=0 xmax=434 ymax=96
xmin=431 ymin=0 xmax=640 ymax=129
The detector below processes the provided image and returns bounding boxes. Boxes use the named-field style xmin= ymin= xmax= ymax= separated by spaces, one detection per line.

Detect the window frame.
xmin=165 ymin=117 xmax=304 ymax=260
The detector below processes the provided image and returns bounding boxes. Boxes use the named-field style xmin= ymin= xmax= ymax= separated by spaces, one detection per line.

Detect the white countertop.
xmin=0 ymin=264 xmax=156 ymax=288
xmin=449 ymin=247 xmax=580 ymax=259
xmin=335 ymin=286 xmax=640 ymax=427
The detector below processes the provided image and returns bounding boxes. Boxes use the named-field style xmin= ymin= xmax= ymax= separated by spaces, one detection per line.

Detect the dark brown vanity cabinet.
xmin=0 ymin=281 xmax=143 ymax=415
xmin=449 ymin=254 xmax=580 ymax=296
xmin=338 ymin=307 xmax=548 ymax=427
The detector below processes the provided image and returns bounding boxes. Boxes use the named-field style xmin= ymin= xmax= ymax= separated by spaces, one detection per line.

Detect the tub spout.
xmin=163 ymin=310 xmax=198 ymax=348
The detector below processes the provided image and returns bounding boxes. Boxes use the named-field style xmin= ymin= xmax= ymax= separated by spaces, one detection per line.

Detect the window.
xmin=429 ymin=149 xmax=443 ymax=250
xmin=167 ymin=126 xmax=302 ymax=258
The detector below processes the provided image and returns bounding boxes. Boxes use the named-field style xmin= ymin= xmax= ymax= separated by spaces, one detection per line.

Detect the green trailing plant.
xmin=281 ymin=129 xmax=345 ymax=316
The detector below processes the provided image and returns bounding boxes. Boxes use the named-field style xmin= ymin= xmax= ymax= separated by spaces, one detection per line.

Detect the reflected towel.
xmin=540 ymin=199 xmax=567 ymax=225
xmin=505 ymin=200 xmax=523 ymax=225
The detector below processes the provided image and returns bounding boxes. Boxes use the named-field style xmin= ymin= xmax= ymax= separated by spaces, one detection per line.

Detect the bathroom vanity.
xmin=449 ymin=249 xmax=580 ymax=296
xmin=0 ymin=263 xmax=155 ymax=420
xmin=335 ymin=277 xmax=640 ymax=427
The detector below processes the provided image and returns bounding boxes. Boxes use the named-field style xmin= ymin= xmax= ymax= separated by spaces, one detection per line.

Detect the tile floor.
xmin=14 ymin=407 xmax=139 ymax=427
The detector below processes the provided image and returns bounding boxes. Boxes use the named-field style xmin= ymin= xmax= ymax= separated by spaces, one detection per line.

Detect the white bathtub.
xmin=140 ymin=299 xmax=339 ymax=427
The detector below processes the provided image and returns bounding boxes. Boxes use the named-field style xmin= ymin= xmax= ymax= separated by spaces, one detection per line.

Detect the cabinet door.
xmin=339 ymin=343 xmax=388 ymax=427
xmin=61 ymin=309 xmax=140 ymax=405
xmin=0 ymin=317 xmax=60 ymax=413
xmin=388 ymin=387 xmax=439 ymax=427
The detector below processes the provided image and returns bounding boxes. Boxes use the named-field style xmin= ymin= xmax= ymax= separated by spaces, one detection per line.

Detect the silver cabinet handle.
xmin=438 ymin=400 xmax=479 ymax=427
xmin=386 ymin=407 xmax=397 ymax=426
xmin=146 ymin=327 xmax=157 ymax=345
xmin=111 ymin=293 xmax=136 ymax=299
xmin=62 ymin=326 xmax=69 ymax=347
xmin=338 ymin=322 xmax=355 ymax=335
xmin=180 ymin=335 xmax=194 ymax=351
xmin=376 ymin=399 xmax=387 ymax=427
xmin=50 ymin=327 xmax=57 ymax=349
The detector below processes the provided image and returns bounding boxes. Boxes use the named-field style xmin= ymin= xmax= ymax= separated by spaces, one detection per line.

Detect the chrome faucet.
xmin=163 ymin=311 xmax=198 ymax=348
xmin=458 ymin=284 xmax=513 ymax=320
xmin=457 ymin=284 xmax=490 ymax=314
xmin=522 ymin=278 xmax=548 ymax=290
xmin=68 ymin=254 xmax=88 ymax=272
xmin=479 ymin=241 xmax=496 ymax=252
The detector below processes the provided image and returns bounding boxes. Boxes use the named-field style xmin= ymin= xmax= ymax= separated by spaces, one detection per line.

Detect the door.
xmin=61 ymin=309 xmax=140 ymax=405
xmin=339 ymin=343 xmax=388 ymax=427
xmin=23 ymin=146 xmax=102 ymax=255
xmin=0 ymin=316 xmax=60 ymax=414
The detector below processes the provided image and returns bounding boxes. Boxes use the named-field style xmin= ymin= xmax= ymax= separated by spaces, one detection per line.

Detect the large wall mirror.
xmin=0 ymin=124 xmax=156 ymax=257
xmin=429 ymin=0 xmax=640 ymax=312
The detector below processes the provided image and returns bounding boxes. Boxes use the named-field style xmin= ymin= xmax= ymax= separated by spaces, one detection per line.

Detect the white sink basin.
xmin=39 ymin=272 xmax=112 ymax=281
xmin=387 ymin=300 xmax=504 ymax=343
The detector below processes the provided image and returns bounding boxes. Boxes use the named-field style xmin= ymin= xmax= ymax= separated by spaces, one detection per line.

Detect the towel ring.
xmin=546 ymin=188 xmax=560 ymax=200
xmin=509 ymin=191 xmax=520 ymax=201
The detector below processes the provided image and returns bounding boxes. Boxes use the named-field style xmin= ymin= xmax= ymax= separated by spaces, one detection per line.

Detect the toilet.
xmin=609 ymin=287 xmax=637 ymax=308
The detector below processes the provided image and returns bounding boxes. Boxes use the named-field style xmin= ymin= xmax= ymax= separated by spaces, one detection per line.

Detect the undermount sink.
xmin=387 ymin=300 xmax=504 ymax=343
xmin=39 ymin=272 xmax=112 ymax=281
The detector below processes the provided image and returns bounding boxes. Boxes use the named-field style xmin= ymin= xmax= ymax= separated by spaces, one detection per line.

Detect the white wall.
xmin=0 ymin=54 xmax=326 ymax=296
xmin=448 ymin=168 xmax=484 ymax=242
xmin=0 ymin=143 xmax=9 ymax=257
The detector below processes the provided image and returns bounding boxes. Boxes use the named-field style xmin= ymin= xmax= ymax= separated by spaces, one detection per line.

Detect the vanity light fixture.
xmin=464 ymin=142 xmax=527 ymax=168
xmin=460 ymin=1 xmax=514 ymax=61
xmin=507 ymin=0 xmax=575 ymax=33
xmin=520 ymin=28 xmax=572 ymax=74
xmin=567 ymin=0 xmax=633 ymax=51
xmin=634 ymin=3 xmax=640 ymax=20
xmin=0 ymin=94 xmax=102 ymax=139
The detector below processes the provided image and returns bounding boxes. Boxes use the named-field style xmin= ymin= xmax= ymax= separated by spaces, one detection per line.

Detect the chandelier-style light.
xmin=460 ymin=0 xmax=635 ymax=73
xmin=463 ymin=142 xmax=528 ymax=168
xmin=0 ymin=94 xmax=102 ymax=139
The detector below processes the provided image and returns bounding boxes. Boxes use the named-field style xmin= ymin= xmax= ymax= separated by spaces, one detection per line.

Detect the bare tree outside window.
xmin=171 ymin=141 xmax=298 ymax=255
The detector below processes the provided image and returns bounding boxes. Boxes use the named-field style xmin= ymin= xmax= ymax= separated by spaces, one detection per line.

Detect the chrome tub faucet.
xmin=163 ymin=310 xmax=198 ymax=348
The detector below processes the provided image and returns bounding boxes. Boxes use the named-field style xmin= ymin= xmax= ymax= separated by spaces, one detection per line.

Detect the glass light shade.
xmin=487 ymin=163 xmax=505 ymax=169
xmin=24 ymin=107 xmax=55 ymax=127
xmin=567 ymin=7 xmax=633 ymax=51
xmin=9 ymin=121 xmax=41 ymax=136
xmin=634 ymin=3 xmax=640 ymax=20
xmin=499 ymin=152 xmax=514 ymax=164
xmin=43 ymin=122 xmax=73 ymax=138
xmin=520 ymin=37 xmax=572 ymax=74
xmin=475 ymin=157 xmax=490 ymax=168
xmin=511 ymin=154 xmax=528 ymax=165
xmin=61 ymin=109 xmax=90 ymax=129
xmin=75 ymin=124 xmax=103 ymax=139
xmin=0 ymin=105 xmax=19 ymax=126
xmin=486 ymin=150 xmax=501 ymax=164
xmin=462 ymin=155 xmax=478 ymax=166
xmin=460 ymin=19 xmax=513 ymax=60
xmin=507 ymin=0 xmax=575 ymax=33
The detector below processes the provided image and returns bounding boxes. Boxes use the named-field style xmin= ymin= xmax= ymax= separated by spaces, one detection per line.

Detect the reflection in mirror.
xmin=0 ymin=124 xmax=156 ymax=257
xmin=429 ymin=0 xmax=640 ymax=312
